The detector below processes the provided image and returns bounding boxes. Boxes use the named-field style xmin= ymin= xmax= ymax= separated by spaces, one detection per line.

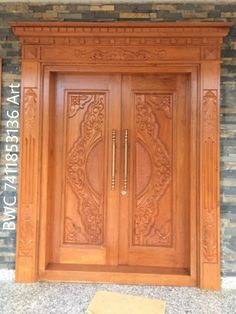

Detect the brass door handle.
xmin=111 ymin=129 xmax=116 ymax=190
xmin=121 ymin=129 xmax=128 ymax=195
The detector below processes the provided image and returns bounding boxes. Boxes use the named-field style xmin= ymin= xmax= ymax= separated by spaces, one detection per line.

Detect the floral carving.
xmin=74 ymin=48 xmax=167 ymax=62
xmin=203 ymin=210 xmax=217 ymax=263
xmin=134 ymin=94 xmax=172 ymax=246
xmin=24 ymin=88 xmax=37 ymax=129
xmin=144 ymin=94 xmax=173 ymax=119
xmin=203 ymin=90 xmax=217 ymax=140
xmin=202 ymin=90 xmax=218 ymax=263
xmin=66 ymin=93 xmax=105 ymax=245
xmin=18 ymin=210 xmax=34 ymax=257
xmin=68 ymin=94 xmax=96 ymax=118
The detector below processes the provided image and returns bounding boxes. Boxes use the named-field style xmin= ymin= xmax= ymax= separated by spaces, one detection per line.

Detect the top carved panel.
xmin=11 ymin=22 xmax=232 ymax=62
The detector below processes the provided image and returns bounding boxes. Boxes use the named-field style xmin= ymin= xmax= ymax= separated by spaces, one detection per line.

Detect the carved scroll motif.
xmin=202 ymin=90 xmax=218 ymax=263
xmin=74 ymin=48 xmax=167 ymax=62
xmin=66 ymin=93 xmax=105 ymax=245
xmin=134 ymin=94 xmax=172 ymax=247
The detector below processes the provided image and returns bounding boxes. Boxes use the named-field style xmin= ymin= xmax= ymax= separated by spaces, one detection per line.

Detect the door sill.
xmin=39 ymin=263 xmax=196 ymax=287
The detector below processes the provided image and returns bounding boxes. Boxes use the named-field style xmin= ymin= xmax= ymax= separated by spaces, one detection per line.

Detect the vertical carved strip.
xmin=18 ymin=88 xmax=37 ymax=258
xmin=202 ymin=90 xmax=218 ymax=263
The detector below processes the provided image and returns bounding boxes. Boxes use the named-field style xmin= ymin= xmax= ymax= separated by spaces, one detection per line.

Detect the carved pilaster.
xmin=200 ymin=60 xmax=221 ymax=289
xmin=202 ymin=90 xmax=218 ymax=264
xmin=16 ymin=62 xmax=39 ymax=282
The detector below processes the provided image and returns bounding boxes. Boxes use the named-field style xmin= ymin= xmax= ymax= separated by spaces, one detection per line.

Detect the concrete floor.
xmin=0 ymin=282 xmax=235 ymax=314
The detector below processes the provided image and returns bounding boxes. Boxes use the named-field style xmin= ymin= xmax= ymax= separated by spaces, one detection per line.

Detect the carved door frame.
xmin=11 ymin=22 xmax=232 ymax=289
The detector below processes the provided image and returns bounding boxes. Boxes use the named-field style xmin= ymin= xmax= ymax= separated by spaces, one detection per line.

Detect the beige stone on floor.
xmin=86 ymin=291 xmax=165 ymax=314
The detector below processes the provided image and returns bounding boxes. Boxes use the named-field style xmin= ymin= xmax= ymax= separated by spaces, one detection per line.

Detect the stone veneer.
xmin=0 ymin=2 xmax=235 ymax=279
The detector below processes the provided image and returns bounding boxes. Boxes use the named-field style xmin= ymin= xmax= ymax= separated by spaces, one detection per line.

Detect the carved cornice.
xmin=11 ymin=22 xmax=232 ymax=63
xmin=11 ymin=22 xmax=232 ymax=45
xmin=11 ymin=22 xmax=232 ymax=36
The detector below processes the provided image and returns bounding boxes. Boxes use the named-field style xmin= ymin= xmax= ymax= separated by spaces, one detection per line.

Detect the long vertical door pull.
xmin=121 ymin=129 xmax=128 ymax=195
xmin=111 ymin=129 xmax=116 ymax=190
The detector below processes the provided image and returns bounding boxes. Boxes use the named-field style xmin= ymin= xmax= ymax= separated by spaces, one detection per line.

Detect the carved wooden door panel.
xmin=49 ymin=73 xmax=121 ymax=265
xmin=49 ymin=72 xmax=190 ymax=272
xmin=119 ymin=74 xmax=191 ymax=270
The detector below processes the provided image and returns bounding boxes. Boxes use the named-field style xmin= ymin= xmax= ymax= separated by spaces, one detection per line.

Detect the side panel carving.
xmin=18 ymin=88 xmax=38 ymax=258
xmin=202 ymin=90 xmax=218 ymax=263
xmin=65 ymin=92 xmax=106 ymax=245
xmin=133 ymin=93 xmax=173 ymax=247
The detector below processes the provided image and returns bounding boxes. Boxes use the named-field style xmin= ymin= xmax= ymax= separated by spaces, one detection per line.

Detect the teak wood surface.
xmin=11 ymin=22 xmax=232 ymax=289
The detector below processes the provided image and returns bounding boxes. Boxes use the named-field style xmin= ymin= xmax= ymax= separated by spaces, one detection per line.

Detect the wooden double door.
xmin=48 ymin=72 xmax=191 ymax=274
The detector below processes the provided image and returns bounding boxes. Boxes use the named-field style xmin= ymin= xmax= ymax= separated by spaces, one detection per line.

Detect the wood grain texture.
xmin=12 ymin=22 xmax=232 ymax=289
xmin=202 ymin=90 xmax=218 ymax=264
xmin=118 ymin=74 xmax=191 ymax=271
xmin=15 ymin=61 xmax=40 ymax=282
xmin=200 ymin=61 xmax=221 ymax=289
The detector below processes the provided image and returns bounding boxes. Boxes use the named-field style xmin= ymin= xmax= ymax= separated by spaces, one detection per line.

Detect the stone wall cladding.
xmin=0 ymin=2 xmax=235 ymax=277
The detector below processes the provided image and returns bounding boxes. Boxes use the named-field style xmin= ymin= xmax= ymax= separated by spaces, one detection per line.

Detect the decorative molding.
xmin=22 ymin=37 xmax=223 ymax=47
xmin=66 ymin=93 xmax=105 ymax=245
xmin=202 ymin=89 xmax=218 ymax=264
xmin=12 ymin=22 xmax=232 ymax=63
xmin=134 ymin=93 xmax=172 ymax=247
xmin=11 ymin=22 xmax=232 ymax=39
